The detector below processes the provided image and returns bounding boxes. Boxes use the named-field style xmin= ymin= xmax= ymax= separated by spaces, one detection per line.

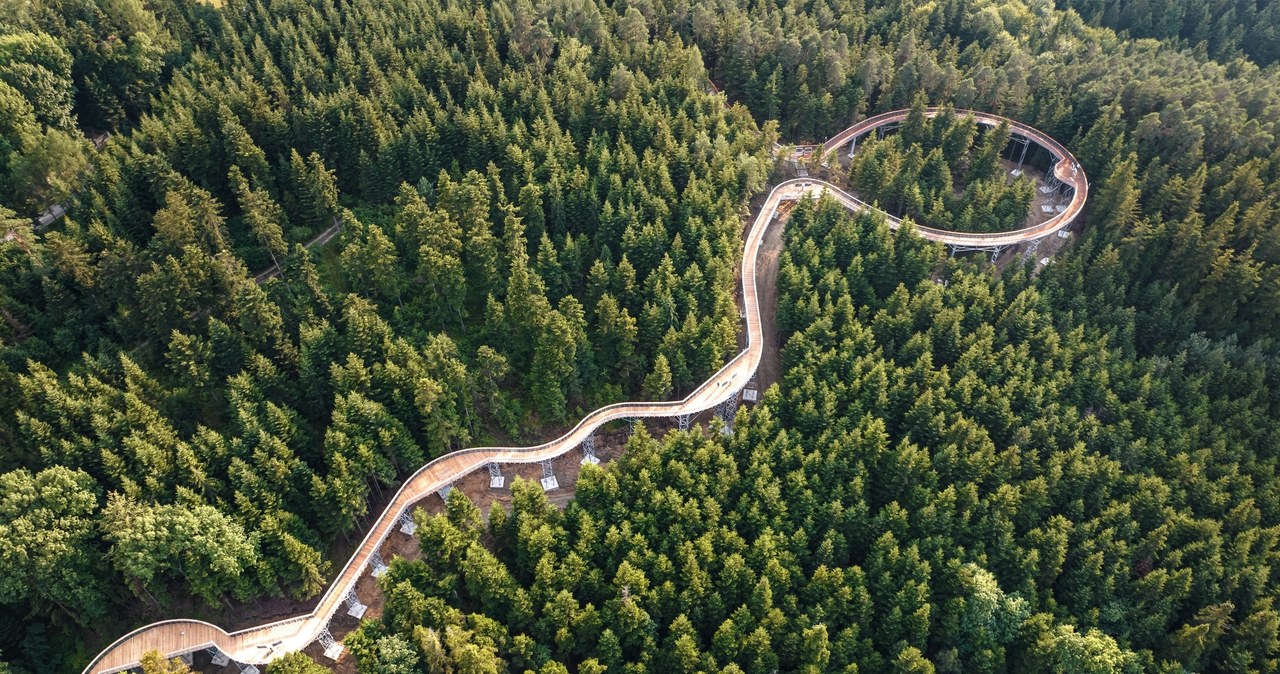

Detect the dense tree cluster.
xmin=0 ymin=0 xmax=1278 ymax=671
xmin=674 ymin=0 xmax=1280 ymax=344
xmin=0 ymin=0 xmax=772 ymax=668
xmin=846 ymin=98 xmax=1037 ymax=233
xmin=1056 ymin=0 xmax=1280 ymax=67
xmin=359 ymin=198 xmax=1280 ymax=674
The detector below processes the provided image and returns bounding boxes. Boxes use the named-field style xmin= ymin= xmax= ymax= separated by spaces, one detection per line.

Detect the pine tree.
xmin=288 ymin=149 xmax=340 ymax=234
xmin=230 ymin=166 xmax=290 ymax=274
xmin=642 ymin=353 xmax=673 ymax=401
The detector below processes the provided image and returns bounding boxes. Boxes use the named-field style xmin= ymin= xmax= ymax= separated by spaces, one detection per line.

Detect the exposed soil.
xmin=754 ymin=200 xmax=791 ymax=392
xmin=988 ymin=158 xmax=1081 ymax=273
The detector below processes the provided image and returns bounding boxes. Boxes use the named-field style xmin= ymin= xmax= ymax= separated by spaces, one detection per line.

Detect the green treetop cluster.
xmin=847 ymin=99 xmax=1037 ymax=233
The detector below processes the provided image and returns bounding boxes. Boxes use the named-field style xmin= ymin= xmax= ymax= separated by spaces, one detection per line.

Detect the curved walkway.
xmin=818 ymin=107 xmax=1088 ymax=248
xmin=82 ymin=111 xmax=1086 ymax=674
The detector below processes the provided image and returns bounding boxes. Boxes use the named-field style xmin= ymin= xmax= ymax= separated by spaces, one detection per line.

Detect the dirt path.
xmin=754 ymin=201 xmax=790 ymax=392
xmin=254 ymin=217 xmax=343 ymax=284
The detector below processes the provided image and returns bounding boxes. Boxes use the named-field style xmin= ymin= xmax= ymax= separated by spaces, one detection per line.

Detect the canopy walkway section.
xmin=82 ymin=111 xmax=1086 ymax=674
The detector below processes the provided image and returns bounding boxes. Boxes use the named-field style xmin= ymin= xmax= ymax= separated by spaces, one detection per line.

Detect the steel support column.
xmin=581 ymin=434 xmax=599 ymax=465
xmin=317 ymin=627 xmax=343 ymax=661
xmin=539 ymin=459 xmax=559 ymax=491
xmin=1022 ymin=236 xmax=1044 ymax=263
xmin=487 ymin=462 xmax=505 ymax=489
xmin=344 ymin=587 xmax=367 ymax=619
xmin=369 ymin=550 xmax=388 ymax=578
xmin=717 ymin=391 xmax=741 ymax=435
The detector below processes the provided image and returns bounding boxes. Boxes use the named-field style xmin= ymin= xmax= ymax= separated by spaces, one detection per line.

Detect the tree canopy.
xmin=0 ymin=0 xmax=1278 ymax=671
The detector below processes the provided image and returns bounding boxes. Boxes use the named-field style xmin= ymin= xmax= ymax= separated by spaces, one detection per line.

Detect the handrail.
xmin=82 ymin=111 xmax=1086 ymax=674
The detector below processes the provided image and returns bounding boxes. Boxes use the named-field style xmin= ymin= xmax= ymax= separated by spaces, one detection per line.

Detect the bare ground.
xmin=754 ymin=200 xmax=791 ymax=392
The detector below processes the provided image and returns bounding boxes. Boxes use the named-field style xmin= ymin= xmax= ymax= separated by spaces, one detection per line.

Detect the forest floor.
xmin=991 ymin=158 xmax=1080 ymax=273
xmin=754 ymin=198 xmax=791 ymax=393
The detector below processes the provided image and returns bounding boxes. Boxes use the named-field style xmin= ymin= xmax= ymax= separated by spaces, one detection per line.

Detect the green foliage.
xmin=0 ymin=466 xmax=105 ymax=623
xmin=264 ymin=652 xmax=329 ymax=674
xmin=0 ymin=0 xmax=1278 ymax=671
xmin=848 ymin=109 xmax=1036 ymax=233
xmin=361 ymin=200 xmax=1280 ymax=674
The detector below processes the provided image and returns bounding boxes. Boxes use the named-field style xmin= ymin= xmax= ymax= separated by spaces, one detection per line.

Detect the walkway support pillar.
xmin=488 ymin=462 xmax=505 ymax=489
xmin=716 ymin=391 xmax=741 ymax=435
xmin=581 ymin=435 xmax=600 ymax=465
xmin=539 ymin=459 xmax=559 ymax=491
xmin=369 ymin=550 xmax=388 ymax=578
xmin=344 ymin=588 xmax=367 ymax=619
xmin=317 ymin=627 xmax=344 ymax=661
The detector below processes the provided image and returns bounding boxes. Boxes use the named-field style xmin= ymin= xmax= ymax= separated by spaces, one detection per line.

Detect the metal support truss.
xmin=626 ymin=417 xmax=636 ymax=434
xmin=1022 ymin=235 xmax=1045 ymax=263
xmin=948 ymin=244 xmax=1007 ymax=264
xmin=317 ymin=628 xmax=337 ymax=650
xmin=876 ymin=121 xmax=899 ymax=139
xmin=369 ymin=550 xmax=388 ymax=578
xmin=716 ymin=391 xmax=741 ymax=434
xmin=487 ymin=462 xmax=505 ymax=489
xmin=677 ymin=414 xmax=691 ymax=431
xmin=539 ymin=459 xmax=559 ymax=491
xmin=317 ymin=627 xmax=344 ymax=661
xmin=742 ymin=372 xmax=760 ymax=402
xmin=581 ymin=435 xmax=599 ymax=465
xmin=344 ymin=587 xmax=367 ymax=619
xmin=398 ymin=512 xmax=416 ymax=536
xmin=1005 ymin=133 xmax=1031 ymax=172
xmin=438 ymin=483 xmax=453 ymax=502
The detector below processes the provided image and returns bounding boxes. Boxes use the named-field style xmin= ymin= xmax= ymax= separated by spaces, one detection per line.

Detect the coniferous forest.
xmin=1 ymin=0 xmax=1279 ymax=673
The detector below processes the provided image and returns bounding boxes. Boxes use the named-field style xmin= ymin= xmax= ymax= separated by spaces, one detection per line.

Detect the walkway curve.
xmin=82 ymin=111 xmax=1086 ymax=674
xmin=818 ymin=107 xmax=1088 ymax=248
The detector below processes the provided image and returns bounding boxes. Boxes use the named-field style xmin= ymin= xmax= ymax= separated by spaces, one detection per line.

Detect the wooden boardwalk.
xmin=83 ymin=112 xmax=1086 ymax=674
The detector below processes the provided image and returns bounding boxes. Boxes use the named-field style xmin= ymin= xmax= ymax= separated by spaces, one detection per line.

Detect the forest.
xmin=0 ymin=0 xmax=1279 ymax=672
xmin=352 ymin=198 xmax=1280 ymax=673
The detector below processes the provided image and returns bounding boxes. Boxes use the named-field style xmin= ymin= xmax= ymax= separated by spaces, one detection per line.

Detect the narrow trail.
xmin=82 ymin=110 xmax=1086 ymax=674
xmin=253 ymin=217 xmax=343 ymax=284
